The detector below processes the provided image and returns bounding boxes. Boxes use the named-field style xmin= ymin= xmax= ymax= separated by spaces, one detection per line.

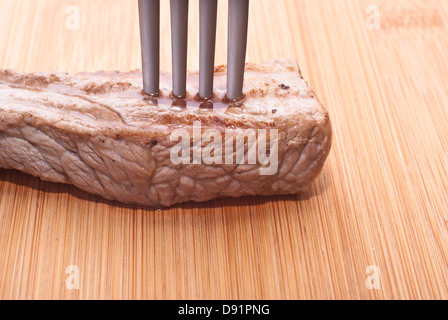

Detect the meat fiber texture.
xmin=0 ymin=59 xmax=332 ymax=207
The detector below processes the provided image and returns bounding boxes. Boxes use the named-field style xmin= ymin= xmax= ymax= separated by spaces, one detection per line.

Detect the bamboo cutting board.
xmin=0 ymin=0 xmax=447 ymax=300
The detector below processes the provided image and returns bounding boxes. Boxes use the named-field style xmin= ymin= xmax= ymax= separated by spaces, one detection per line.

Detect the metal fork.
xmin=138 ymin=0 xmax=249 ymax=101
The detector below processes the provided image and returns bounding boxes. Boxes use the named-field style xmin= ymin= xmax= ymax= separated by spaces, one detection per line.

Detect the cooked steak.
xmin=0 ymin=59 xmax=332 ymax=207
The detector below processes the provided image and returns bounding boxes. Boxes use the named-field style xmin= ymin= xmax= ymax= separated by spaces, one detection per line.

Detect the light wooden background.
xmin=0 ymin=0 xmax=447 ymax=300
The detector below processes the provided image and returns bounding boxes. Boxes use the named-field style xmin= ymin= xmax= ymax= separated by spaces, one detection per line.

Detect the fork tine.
xmin=138 ymin=0 xmax=160 ymax=96
xmin=170 ymin=0 xmax=189 ymax=98
xmin=226 ymin=0 xmax=249 ymax=101
xmin=199 ymin=0 xmax=218 ymax=100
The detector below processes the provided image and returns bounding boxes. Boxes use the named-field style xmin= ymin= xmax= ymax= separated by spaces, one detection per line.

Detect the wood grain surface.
xmin=1 ymin=0 xmax=448 ymax=300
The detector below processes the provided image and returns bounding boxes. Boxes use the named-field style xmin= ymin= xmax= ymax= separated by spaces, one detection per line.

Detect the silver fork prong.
xmin=139 ymin=0 xmax=160 ymax=96
xmin=226 ymin=0 xmax=249 ymax=101
xmin=170 ymin=0 xmax=189 ymax=98
xmin=199 ymin=0 xmax=218 ymax=100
